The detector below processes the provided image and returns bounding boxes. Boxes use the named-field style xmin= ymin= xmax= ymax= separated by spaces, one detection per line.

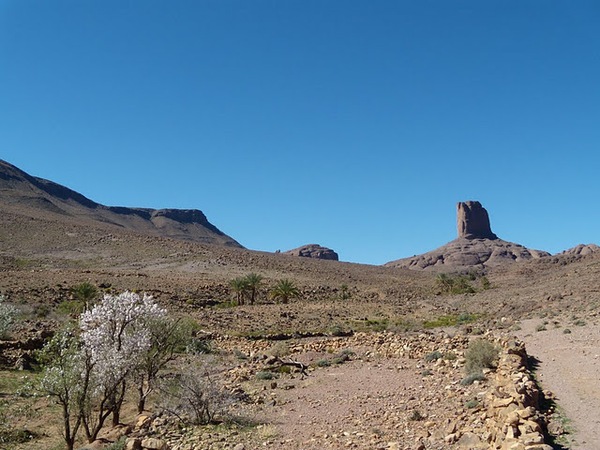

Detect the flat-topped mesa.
xmin=457 ymin=201 xmax=498 ymax=240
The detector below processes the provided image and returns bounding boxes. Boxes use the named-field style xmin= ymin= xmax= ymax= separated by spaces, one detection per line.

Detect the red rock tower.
xmin=457 ymin=201 xmax=498 ymax=240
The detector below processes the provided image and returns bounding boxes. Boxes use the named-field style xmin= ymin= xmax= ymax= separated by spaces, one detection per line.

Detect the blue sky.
xmin=1 ymin=1 xmax=598 ymax=264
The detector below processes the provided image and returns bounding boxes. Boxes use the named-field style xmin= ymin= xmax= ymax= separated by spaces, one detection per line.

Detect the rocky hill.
xmin=385 ymin=201 xmax=550 ymax=271
xmin=0 ymin=159 xmax=242 ymax=247
xmin=284 ymin=244 xmax=339 ymax=261
xmin=559 ymin=243 xmax=600 ymax=256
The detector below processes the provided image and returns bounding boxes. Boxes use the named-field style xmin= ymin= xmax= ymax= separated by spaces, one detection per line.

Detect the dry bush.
xmin=158 ymin=355 xmax=233 ymax=425
xmin=464 ymin=338 xmax=499 ymax=375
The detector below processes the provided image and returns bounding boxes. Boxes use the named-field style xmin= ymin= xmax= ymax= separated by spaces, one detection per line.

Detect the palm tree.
xmin=229 ymin=277 xmax=248 ymax=305
xmin=269 ymin=279 xmax=300 ymax=304
xmin=71 ymin=282 xmax=99 ymax=312
xmin=243 ymin=273 xmax=263 ymax=305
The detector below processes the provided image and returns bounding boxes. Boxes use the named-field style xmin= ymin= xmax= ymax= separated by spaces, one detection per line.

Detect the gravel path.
xmin=515 ymin=317 xmax=600 ymax=449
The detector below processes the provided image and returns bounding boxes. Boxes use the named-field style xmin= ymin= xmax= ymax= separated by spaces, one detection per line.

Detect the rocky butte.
xmin=283 ymin=244 xmax=339 ymax=261
xmin=385 ymin=201 xmax=550 ymax=271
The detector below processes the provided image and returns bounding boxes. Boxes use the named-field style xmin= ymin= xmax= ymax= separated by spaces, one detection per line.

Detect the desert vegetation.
xmin=435 ymin=272 xmax=491 ymax=295
xmin=0 ymin=294 xmax=17 ymax=339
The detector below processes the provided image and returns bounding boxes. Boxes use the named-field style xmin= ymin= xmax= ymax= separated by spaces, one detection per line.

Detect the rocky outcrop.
xmin=387 ymin=238 xmax=550 ymax=271
xmin=386 ymin=201 xmax=549 ymax=271
xmin=457 ymin=201 xmax=498 ymax=240
xmin=284 ymin=244 xmax=339 ymax=261
xmin=559 ymin=243 xmax=599 ymax=256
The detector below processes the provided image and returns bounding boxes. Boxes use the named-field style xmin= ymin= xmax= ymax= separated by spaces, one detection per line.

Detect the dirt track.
xmin=516 ymin=317 xmax=600 ymax=449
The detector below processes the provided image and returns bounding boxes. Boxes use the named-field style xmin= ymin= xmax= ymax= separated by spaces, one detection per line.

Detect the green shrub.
xmin=563 ymin=328 xmax=572 ymax=334
xmin=480 ymin=276 xmax=491 ymax=290
xmin=256 ymin=371 xmax=277 ymax=380
xmin=328 ymin=324 xmax=348 ymax=336
xmin=409 ymin=410 xmax=425 ymax=421
xmin=464 ymin=339 xmax=499 ymax=375
xmin=436 ymin=272 xmax=491 ymax=294
xmin=460 ymin=372 xmax=487 ymax=386
xmin=277 ymin=365 xmax=292 ymax=374
xmin=425 ymin=351 xmax=443 ymax=362
xmin=0 ymin=428 xmax=37 ymax=445
xmin=339 ymin=348 xmax=355 ymax=358
xmin=338 ymin=284 xmax=351 ymax=300
xmin=465 ymin=399 xmax=479 ymax=409
xmin=316 ymin=359 xmax=331 ymax=367
xmin=56 ymin=300 xmax=85 ymax=316
xmin=71 ymin=282 xmax=98 ymax=306
xmin=233 ymin=349 xmax=248 ymax=360
xmin=444 ymin=352 xmax=457 ymax=361
xmin=423 ymin=313 xmax=478 ymax=329
xmin=268 ymin=342 xmax=290 ymax=358
xmin=186 ymin=338 xmax=213 ymax=355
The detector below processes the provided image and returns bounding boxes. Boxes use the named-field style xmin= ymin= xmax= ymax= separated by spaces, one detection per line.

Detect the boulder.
xmin=141 ymin=438 xmax=168 ymax=450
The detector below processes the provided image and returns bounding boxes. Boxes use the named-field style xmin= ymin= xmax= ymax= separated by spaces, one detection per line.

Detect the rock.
xmin=141 ymin=437 xmax=168 ymax=450
xmin=126 ymin=438 xmax=143 ymax=450
xmin=560 ymin=243 xmax=600 ymax=256
xmin=457 ymin=432 xmax=484 ymax=448
xmin=385 ymin=201 xmax=550 ymax=270
xmin=457 ymin=201 xmax=498 ymax=240
xmin=233 ymin=444 xmax=246 ymax=450
xmin=99 ymin=424 xmax=130 ymax=441
xmin=284 ymin=244 xmax=339 ymax=261
xmin=135 ymin=414 xmax=153 ymax=430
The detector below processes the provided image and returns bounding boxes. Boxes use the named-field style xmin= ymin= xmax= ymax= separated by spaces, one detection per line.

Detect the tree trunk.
xmin=111 ymin=381 xmax=127 ymax=426
xmin=137 ymin=382 xmax=146 ymax=414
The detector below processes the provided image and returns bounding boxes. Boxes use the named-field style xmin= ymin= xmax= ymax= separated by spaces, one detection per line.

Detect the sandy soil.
xmin=516 ymin=317 xmax=600 ymax=449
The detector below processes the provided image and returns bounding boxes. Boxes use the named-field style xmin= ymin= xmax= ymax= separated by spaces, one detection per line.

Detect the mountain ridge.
xmin=0 ymin=159 xmax=242 ymax=247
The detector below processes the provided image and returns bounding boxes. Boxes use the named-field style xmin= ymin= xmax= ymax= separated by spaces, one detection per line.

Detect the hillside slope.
xmin=0 ymin=159 xmax=242 ymax=247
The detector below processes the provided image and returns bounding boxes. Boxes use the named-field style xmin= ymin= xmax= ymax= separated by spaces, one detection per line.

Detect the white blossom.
xmin=80 ymin=291 xmax=166 ymax=392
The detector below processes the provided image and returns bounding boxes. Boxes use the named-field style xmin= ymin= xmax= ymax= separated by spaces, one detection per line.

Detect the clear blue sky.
xmin=1 ymin=1 xmax=599 ymax=264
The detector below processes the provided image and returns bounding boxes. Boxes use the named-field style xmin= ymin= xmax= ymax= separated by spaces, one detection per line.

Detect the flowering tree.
xmin=39 ymin=329 xmax=90 ymax=450
xmin=41 ymin=291 xmax=167 ymax=446
xmin=79 ymin=291 xmax=166 ymax=438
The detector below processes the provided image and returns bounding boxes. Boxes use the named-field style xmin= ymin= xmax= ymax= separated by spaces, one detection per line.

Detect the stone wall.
xmin=453 ymin=338 xmax=552 ymax=450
